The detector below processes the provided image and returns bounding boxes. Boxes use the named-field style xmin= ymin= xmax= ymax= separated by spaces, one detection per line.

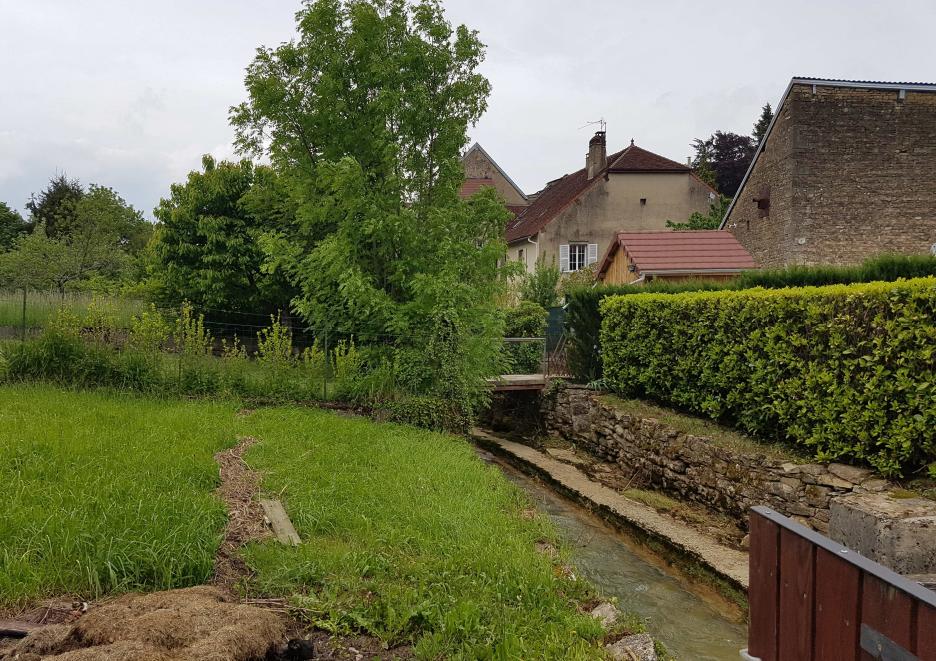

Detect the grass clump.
xmin=0 ymin=384 xmax=237 ymax=607
xmin=240 ymin=407 xmax=605 ymax=658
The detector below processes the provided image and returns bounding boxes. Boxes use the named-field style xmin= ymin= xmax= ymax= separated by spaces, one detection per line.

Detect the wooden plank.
xmin=748 ymin=511 xmax=780 ymax=661
xmin=917 ymin=604 xmax=936 ymax=661
xmin=815 ymin=547 xmax=861 ymax=661
xmin=860 ymin=574 xmax=916 ymax=661
xmin=260 ymin=499 xmax=301 ymax=546
xmin=779 ymin=526 xmax=815 ymax=661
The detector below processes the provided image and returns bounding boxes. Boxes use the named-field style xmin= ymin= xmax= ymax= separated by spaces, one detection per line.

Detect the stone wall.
xmin=544 ymin=384 xmax=891 ymax=533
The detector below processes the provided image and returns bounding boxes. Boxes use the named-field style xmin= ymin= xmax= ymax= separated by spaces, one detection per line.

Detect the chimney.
xmin=586 ymin=131 xmax=607 ymax=180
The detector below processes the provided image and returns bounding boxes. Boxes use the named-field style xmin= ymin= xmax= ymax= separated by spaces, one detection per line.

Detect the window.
xmin=640 ymin=198 xmax=647 ymax=206
xmin=518 ymin=248 xmax=524 ymax=264
xmin=560 ymin=243 xmax=598 ymax=272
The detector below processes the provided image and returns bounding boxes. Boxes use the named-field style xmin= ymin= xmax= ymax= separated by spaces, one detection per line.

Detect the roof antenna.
xmin=579 ymin=117 xmax=606 ymax=132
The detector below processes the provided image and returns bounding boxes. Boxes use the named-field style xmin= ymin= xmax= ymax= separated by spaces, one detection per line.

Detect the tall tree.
xmin=150 ymin=156 xmax=294 ymax=312
xmin=231 ymin=0 xmax=505 ymax=408
xmin=752 ymin=103 xmax=773 ymax=144
xmin=666 ymin=195 xmax=731 ymax=230
xmin=0 ymin=202 xmax=28 ymax=251
xmin=25 ymin=174 xmax=84 ymax=237
xmin=691 ymin=131 xmax=755 ymax=197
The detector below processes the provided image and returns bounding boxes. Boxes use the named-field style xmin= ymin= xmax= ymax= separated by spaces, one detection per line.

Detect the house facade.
xmin=459 ymin=143 xmax=529 ymax=215
xmin=721 ymin=78 xmax=936 ymax=267
xmin=505 ymin=132 xmax=716 ymax=273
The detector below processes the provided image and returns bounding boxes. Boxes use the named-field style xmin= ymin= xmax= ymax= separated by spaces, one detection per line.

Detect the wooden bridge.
xmin=487 ymin=373 xmax=548 ymax=391
xmin=487 ymin=334 xmax=569 ymax=392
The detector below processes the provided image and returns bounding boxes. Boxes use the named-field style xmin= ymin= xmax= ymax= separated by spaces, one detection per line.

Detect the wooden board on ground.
xmin=260 ymin=499 xmax=301 ymax=546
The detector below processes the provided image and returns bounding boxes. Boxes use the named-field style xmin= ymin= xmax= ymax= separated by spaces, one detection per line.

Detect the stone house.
xmin=595 ymin=230 xmax=756 ymax=285
xmin=459 ymin=142 xmax=529 ymax=216
xmin=505 ymin=132 xmax=716 ymax=273
xmin=721 ymin=77 xmax=936 ymax=268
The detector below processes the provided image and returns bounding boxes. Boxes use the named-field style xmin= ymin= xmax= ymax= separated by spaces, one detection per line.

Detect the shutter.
xmin=559 ymin=244 xmax=570 ymax=272
xmin=587 ymin=243 xmax=598 ymax=266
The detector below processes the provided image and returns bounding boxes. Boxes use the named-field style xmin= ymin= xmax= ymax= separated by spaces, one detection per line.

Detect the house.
xmin=505 ymin=132 xmax=716 ymax=273
xmin=721 ymin=77 xmax=936 ymax=267
xmin=460 ymin=143 xmax=529 ymax=216
xmin=595 ymin=230 xmax=756 ymax=284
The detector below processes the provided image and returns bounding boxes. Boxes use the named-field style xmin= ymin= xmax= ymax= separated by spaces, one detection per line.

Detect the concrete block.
xmin=829 ymin=493 xmax=936 ymax=574
xmin=606 ymin=633 xmax=657 ymax=660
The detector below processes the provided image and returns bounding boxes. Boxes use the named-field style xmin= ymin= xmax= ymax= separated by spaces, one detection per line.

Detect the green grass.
xmin=240 ymin=407 xmax=605 ymax=658
xmin=0 ymin=384 xmax=238 ymax=607
xmin=0 ymin=290 xmax=146 ymax=330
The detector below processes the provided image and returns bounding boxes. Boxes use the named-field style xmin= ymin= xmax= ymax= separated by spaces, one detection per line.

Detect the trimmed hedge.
xmin=567 ymin=254 xmax=936 ymax=382
xmin=599 ymin=277 xmax=936 ymax=477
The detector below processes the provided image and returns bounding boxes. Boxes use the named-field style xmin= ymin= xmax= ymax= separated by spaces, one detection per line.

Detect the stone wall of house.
xmin=543 ymin=384 xmax=891 ymax=533
xmin=728 ymin=83 xmax=936 ymax=268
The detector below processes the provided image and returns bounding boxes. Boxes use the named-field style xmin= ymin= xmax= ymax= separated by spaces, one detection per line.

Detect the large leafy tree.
xmin=0 ymin=202 xmax=28 ymax=251
xmin=231 ymin=0 xmax=506 ymax=407
xmin=150 ymin=155 xmax=295 ymax=313
xmin=752 ymin=103 xmax=774 ymax=144
xmin=25 ymin=174 xmax=84 ymax=237
xmin=691 ymin=131 xmax=755 ymax=197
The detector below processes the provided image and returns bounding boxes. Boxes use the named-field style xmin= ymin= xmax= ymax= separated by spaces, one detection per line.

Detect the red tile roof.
xmin=596 ymin=230 xmax=757 ymax=279
xmin=459 ymin=178 xmax=495 ymax=198
xmin=505 ymin=144 xmax=695 ymax=242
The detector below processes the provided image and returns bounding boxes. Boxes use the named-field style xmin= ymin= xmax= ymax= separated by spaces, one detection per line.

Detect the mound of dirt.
xmin=0 ymin=586 xmax=286 ymax=661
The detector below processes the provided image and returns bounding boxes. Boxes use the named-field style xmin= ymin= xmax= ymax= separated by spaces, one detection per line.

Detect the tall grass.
xmin=241 ymin=407 xmax=606 ymax=658
xmin=0 ymin=290 xmax=146 ymax=330
xmin=0 ymin=385 xmax=238 ymax=607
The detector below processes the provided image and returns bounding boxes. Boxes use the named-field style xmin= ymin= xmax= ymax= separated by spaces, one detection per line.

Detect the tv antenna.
xmin=579 ymin=117 xmax=606 ymax=132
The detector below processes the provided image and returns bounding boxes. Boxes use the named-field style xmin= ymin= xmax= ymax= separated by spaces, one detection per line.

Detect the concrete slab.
xmin=829 ymin=493 xmax=936 ymax=575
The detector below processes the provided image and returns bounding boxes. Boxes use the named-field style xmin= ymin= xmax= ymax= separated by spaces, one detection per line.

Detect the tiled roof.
xmin=459 ymin=178 xmax=495 ymax=198
xmin=506 ymin=144 xmax=694 ymax=242
xmin=597 ymin=230 xmax=757 ymax=278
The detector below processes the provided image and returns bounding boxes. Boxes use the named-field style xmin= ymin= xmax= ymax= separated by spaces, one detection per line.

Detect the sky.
xmin=1 ymin=0 xmax=935 ymax=218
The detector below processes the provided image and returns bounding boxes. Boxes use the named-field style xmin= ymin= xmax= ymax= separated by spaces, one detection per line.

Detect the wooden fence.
xmin=745 ymin=506 xmax=935 ymax=660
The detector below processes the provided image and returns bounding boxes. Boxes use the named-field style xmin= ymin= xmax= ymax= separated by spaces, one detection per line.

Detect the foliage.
xmin=666 ymin=194 xmax=731 ymax=230
xmin=378 ymin=395 xmax=472 ymax=433
xmin=242 ymin=406 xmax=603 ymax=657
xmin=599 ymin=278 xmax=936 ymax=476
xmin=0 ymin=202 xmax=27 ymax=252
xmin=690 ymin=131 xmax=755 ymax=197
xmin=24 ymin=174 xmax=84 ymax=237
xmin=0 ymin=290 xmax=146 ymax=330
xmin=0 ymin=385 xmax=236 ymax=606
xmin=752 ymin=103 xmax=774 ymax=145
xmin=558 ymin=264 xmax=596 ymax=299
xmin=150 ymin=156 xmax=294 ymax=313
xmin=503 ymin=301 xmax=547 ymax=373
xmin=129 ymin=304 xmax=171 ymax=358
xmin=231 ymin=0 xmax=504 ymax=416
xmin=256 ymin=314 xmax=295 ymax=369
xmin=735 ymin=253 xmax=936 ymax=289
xmin=173 ymin=301 xmax=213 ymax=358
xmin=520 ymin=259 xmax=561 ymax=308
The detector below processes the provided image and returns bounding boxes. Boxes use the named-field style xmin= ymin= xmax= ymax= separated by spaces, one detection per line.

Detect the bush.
xmin=503 ymin=301 xmax=547 ymax=373
xmin=379 ymin=396 xmax=472 ymax=433
xmin=599 ymin=277 xmax=936 ymax=476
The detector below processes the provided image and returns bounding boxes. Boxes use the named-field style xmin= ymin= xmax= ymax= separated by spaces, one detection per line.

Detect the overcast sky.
xmin=2 ymin=0 xmax=934 ymax=218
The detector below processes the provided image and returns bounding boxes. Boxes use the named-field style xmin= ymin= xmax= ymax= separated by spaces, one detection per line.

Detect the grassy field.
xmin=0 ymin=290 xmax=146 ymax=330
xmin=0 ymin=385 xmax=238 ymax=606
xmin=0 ymin=385 xmax=607 ymax=658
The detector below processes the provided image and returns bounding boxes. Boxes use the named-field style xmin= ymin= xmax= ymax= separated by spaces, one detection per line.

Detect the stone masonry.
xmin=543 ymin=384 xmax=890 ymax=533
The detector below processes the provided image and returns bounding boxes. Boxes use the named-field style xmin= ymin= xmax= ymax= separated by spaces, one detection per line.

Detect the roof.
xmin=720 ymin=76 xmax=936 ymax=230
xmin=459 ymin=178 xmax=495 ymax=198
xmin=506 ymin=143 xmax=695 ymax=242
xmin=461 ymin=143 xmax=527 ymax=201
xmin=596 ymin=230 xmax=757 ymax=278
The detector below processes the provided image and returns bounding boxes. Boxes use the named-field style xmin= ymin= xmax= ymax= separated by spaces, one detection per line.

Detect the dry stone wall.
xmin=544 ymin=384 xmax=891 ymax=533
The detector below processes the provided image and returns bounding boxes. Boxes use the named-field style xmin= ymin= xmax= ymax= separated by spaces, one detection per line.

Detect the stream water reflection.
xmin=486 ymin=453 xmax=748 ymax=660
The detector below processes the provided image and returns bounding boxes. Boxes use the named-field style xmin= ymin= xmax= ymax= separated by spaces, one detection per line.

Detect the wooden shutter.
xmin=559 ymin=244 xmax=570 ymax=272
xmin=587 ymin=243 xmax=598 ymax=266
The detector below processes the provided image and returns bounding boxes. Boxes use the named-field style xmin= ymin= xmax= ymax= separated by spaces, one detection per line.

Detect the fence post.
xmin=21 ymin=288 xmax=27 ymax=341
xmin=322 ymin=328 xmax=329 ymax=400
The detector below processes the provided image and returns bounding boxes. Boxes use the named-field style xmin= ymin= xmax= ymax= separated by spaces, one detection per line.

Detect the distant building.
xmin=721 ymin=77 xmax=936 ymax=267
xmin=596 ymin=230 xmax=756 ymax=285
xmin=459 ymin=143 xmax=529 ymax=216
xmin=505 ymin=132 xmax=715 ymax=273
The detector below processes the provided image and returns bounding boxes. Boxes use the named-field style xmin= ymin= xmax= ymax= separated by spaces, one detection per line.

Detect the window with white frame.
xmin=559 ymin=243 xmax=598 ymax=272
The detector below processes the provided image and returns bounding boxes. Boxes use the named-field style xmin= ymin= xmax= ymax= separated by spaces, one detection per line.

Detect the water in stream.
xmin=485 ymin=454 xmax=748 ymax=660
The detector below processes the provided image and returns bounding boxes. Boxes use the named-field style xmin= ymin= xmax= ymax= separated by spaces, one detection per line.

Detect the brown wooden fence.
xmin=746 ymin=506 xmax=936 ymax=661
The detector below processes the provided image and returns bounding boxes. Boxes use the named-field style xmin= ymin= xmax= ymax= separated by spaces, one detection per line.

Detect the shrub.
xmin=379 ymin=396 xmax=472 ymax=433
xmin=520 ymin=259 xmax=560 ymax=309
xmin=503 ymin=301 xmax=547 ymax=373
xmin=599 ymin=277 xmax=936 ymax=476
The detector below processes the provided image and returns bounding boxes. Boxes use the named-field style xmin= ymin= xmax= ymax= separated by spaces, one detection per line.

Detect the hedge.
xmin=566 ymin=254 xmax=936 ymax=383
xmin=599 ymin=277 xmax=936 ymax=477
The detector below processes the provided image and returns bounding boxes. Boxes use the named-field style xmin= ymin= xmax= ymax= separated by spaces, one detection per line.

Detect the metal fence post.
xmin=322 ymin=328 xmax=329 ymax=400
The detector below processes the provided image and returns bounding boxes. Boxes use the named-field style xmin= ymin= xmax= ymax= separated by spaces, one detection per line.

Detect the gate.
xmin=745 ymin=506 xmax=936 ymax=660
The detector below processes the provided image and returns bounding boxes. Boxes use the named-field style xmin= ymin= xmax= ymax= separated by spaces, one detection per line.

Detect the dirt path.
xmin=212 ymin=436 xmax=272 ymax=592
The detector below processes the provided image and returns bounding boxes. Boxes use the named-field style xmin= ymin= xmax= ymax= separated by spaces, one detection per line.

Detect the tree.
xmin=150 ymin=155 xmax=294 ymax=313
xmin=752 ymin=103 xmax=773 ymax=145
xmin=691 ymin=131 xmax=755 ymax=197
xmin=666 ymin=194 xmax=731 ymax=230
xmin=231 ymin=0 xmax=503 ymax=410
xmin=25 ymin=174 xmax=84 ymax=237
xmin=520 ymin=259 xmax=561 ymax=309
xmin=0 ymin=202 xmax=28 ymax=251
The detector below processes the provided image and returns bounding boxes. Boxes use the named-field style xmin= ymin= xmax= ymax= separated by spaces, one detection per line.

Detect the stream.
xmin=480 ymin=451 xmax=748 ymax=660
